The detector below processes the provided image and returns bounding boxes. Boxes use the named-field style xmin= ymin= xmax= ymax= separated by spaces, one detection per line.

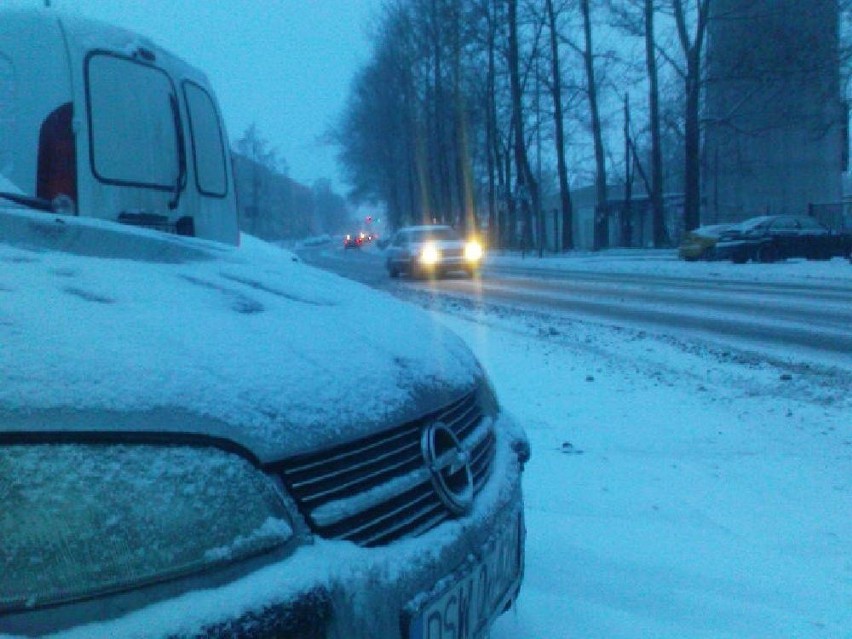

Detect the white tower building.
xmin=703 ymin=0 xmax=845 ymax=225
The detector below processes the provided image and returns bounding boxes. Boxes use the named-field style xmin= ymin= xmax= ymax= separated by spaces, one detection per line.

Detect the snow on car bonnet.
xmin=0 ymin=208 xmax=479 ymax=462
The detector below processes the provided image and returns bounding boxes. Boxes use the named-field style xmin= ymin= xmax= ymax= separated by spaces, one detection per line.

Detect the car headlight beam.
xmin=464 ymin=240 xmax=483 ymax=262
xmin=419 ymin=243 xmax=440 ymax=265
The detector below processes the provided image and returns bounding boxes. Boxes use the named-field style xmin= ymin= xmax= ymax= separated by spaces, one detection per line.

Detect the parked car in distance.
xmin=678 ymin=223 xmax=734 ymax=261
xmin=1 ymin=9 xmax=528 ymax=639
xmin=385 ymin=225 xmax=484 ymax=278
xmin=711 ymin=215 xmax=852 ymax=263
xmin=343 ymin=232 xmax=363 ymax=248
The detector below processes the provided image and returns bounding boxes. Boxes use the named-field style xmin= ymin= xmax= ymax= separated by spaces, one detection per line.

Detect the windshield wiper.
xmin=0 ymin=191 xmax=54 ymax=212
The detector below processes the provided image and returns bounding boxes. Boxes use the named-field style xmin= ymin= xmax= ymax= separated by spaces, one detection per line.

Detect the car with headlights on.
xmin=343 ymin=232 xmax=363 ymax=249
xmin=0 ymin=9 xmax=527 ymax=639
xmin=711 ymin=215 xmax=852 ymax=263
xmin=385 ymin=225 xmax=484 ymax=278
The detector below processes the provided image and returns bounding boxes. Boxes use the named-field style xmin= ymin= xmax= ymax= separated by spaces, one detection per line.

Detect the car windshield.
xmin=691 ymin=224 xmax=732 ymax=237
xmin=796 ymin=216 xmax=826 ymax=230
xmin=410 ymin=228 xmax=459 ymax=242
xmin=733 ymin=216 xmax=774 ymax=232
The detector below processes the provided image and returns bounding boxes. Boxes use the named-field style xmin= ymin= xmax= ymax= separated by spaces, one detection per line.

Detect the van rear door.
xmin=80 ymin=51 xmax=183 ymax=227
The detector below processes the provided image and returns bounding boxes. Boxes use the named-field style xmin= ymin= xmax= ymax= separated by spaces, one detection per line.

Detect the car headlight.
xmin=464 ymin=240 xmax=483 ymax=262
xmin=1 ymin=443 xmax=293 ymax=613
xmin=419 ymin=243 xmax=440 ymax=265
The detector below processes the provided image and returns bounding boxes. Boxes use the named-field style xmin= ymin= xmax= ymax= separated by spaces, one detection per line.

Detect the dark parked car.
xmin=711 ymin=215 xmax=852 ymax=263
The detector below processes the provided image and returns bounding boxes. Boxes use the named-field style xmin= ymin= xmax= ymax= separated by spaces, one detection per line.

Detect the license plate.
xmin=406 ymin=516 xmax=522 ymax=639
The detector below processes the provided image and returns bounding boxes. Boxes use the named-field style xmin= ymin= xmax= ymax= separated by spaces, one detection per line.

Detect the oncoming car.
xmin=343 ymin=232 xmax=362 ymax=248
xmin=0 ymin=9 xmax=528 ymax=639
xmin=385 ymin=225 xmax=484 ymax=278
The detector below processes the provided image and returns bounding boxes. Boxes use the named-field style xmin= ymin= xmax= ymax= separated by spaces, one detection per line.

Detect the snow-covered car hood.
xmin=0 ymin=208 xmax=480 ymax=463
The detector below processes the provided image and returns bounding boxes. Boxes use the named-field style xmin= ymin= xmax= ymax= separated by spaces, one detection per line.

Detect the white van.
xmin=0 ymin=8 xmax=239 ymax=244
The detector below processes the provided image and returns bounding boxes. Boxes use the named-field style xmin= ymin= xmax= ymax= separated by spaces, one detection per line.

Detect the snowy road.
xmin=299 ymin=243 xmax=852 ymax=638
xmin=444 ymin=300 xmax=851 ymax=638
xmin=299 ymin=244 xmax=852 ymax=366
xmin=412 ymin=271 xmax=852 ymax=359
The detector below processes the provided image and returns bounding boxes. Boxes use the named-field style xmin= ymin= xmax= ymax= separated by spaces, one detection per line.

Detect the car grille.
xmin=276 ymin=389 xmax=495 ymax=547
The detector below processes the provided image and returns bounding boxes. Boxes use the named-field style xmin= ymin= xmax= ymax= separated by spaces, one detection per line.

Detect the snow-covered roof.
xmin=0 ymin=206 xmax=479 ymax=463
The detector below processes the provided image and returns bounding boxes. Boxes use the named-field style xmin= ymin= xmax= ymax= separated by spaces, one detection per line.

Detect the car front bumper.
xmin=414 ymin=257 xmax=481 ymax=274
xmin=2 ymin=414 xmax=526 ymax=639
xmin=707 ymin=239 xmax=752 ymax=260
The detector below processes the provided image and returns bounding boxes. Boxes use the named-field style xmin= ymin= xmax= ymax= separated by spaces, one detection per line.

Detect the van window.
xmin=182 ymin=81 xmax=227 ymax=197
xmin=86 ymin=53 xmax=178 ymax=190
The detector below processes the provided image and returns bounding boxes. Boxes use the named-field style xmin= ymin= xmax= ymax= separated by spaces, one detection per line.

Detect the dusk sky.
xmin=42 ymin=0 xmax=384 ymax=193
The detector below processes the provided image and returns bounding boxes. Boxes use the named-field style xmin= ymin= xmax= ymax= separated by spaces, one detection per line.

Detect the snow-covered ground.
xmin=413 ymin=253 xmax=852 ymax=638
xmin=3 ymin=219 xmax=849 ymax=637
xmin=487 ymin=248 xmax=852 ymax=284
xmin=295 ymin=237 xmax=851 ymax=636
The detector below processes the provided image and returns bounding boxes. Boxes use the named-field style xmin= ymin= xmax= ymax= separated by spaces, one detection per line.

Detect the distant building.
xmin=703 ymin=0 xmax=845 ymax=226
xmin=540 ymin=185 xmax=683 ymax=250
xmin=231 ymin=153 xmax=315 ymax=240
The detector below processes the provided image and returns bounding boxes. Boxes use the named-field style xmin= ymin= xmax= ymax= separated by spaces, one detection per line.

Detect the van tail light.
xmin=37 ymin=102 xmax=77 ymax=210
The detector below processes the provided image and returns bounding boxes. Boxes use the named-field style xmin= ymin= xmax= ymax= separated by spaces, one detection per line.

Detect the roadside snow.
xmin=489 ymin=249 xmax=852 ymax=284
xmin=427 ymin=283 xmax=851 ymax=638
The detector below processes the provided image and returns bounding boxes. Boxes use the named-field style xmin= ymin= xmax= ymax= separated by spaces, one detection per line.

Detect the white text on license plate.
xmin=410 ymin=519 xmax=521 ymax=639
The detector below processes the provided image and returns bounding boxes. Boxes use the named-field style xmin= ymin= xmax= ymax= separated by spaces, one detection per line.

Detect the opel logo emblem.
xmin=421 ymin=422 xmax=474 ymax=515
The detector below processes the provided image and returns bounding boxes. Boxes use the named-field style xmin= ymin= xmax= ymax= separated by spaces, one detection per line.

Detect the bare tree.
xmin=507 ymin=0 xmax=540 ymax=250
xmin=545 ymin=0 xmax=575 ymax=251
xmin=672 ymin=0 xmax=710 ymax=233
xmin=645 ymin=0 xmax=669 ymax=246
xmin=580 ymin=0 xmax=609 ymax=249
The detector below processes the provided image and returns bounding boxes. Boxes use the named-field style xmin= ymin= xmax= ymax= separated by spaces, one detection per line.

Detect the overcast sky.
xmin=43 ymin=0 xmax=383 ymax=193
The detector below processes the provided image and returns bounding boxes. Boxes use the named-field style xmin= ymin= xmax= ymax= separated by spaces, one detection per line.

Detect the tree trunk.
xmin=546 ymin=0 xmax=574 ymax=251
xmin=508 ymin=0 xmax=536 ymax=250
xmin=486 ymin=0 xmax=497 ymax=246
xmin=646 ymin=0 xmax=668 ymax=246
xmin=673 ymin=0 xmax=710 ymax=234
xmin=581 ymin=0 xmax=608 ymax=250
xmin=623 ymin=93 xmax=633 ymax=247
xmin=432 ymin=0 xmax=453 ymax=223
xmin=683 ymin=59 xmax=702 ymax=232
